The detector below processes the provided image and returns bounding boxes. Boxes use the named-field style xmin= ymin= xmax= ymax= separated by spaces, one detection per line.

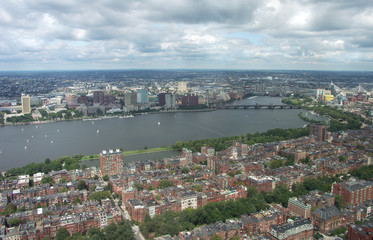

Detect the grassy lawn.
xmin=80 ymin=146 xmax=174 ymax=160
xmin=122 ymin=146 xmax=173 ymax=156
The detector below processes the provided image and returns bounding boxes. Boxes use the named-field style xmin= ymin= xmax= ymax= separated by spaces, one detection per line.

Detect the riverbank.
xmin=80 ymin=146 xmax=174 ymax=161
xmin=0 ymin=108 xmax=217 ymax=127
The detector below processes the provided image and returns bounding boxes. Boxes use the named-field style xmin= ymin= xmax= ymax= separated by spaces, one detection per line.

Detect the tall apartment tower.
xmin=310 ymin=124 xmax=326 ymax=141
xmin=124 ymin=91 xmax=133 ymax=106
xmin=137 ymin=89 xmax=148 ymax=104
xmin=93 ymin=91 xmax=105 ymax=105
xmin=21 ymin=94 xmax=31 ymax=114
xmin=178 ymin=81 xmax=187 ymax=93
xmin=100 ymin=149 xmax=123 ymax=176
xmin=165 ymin=93 xmax=176 ymax=108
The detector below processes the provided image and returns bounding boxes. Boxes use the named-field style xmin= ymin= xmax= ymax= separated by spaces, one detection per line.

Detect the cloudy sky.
xmin=1 ymin=0 xmax=373 ymax=71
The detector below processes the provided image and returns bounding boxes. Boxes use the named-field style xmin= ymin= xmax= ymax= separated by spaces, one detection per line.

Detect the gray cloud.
xmin=0 ymin=0 xmax=372 ymax=70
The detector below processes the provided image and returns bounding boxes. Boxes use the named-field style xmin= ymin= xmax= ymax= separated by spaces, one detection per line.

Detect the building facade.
xmin=21 ymin=94 xmax=31 ymax=114
xmin=310 ymin=124 xmax=326 ymax=142
xmin=100 ymin=149 xmax=123 ymax=176
xmin=288 ymin=198 xmax=311 ymax=219
xmin=267 ymin=218 xmax=313 ymax=240
xmin=93 ymin=91 xmax=105 ymax=105
xmin=332 ymin=180 xmax=373 ymax=206
xmin=137 ymin=89 xmax=148 ymax=104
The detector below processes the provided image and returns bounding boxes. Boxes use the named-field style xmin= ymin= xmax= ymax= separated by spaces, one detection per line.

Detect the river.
xmin=0 ymin=97 xmax=315 ymax=170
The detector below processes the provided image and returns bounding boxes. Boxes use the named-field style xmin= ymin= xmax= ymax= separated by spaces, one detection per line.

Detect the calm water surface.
xmin=0 ymin=97 xmax=311 ymax=170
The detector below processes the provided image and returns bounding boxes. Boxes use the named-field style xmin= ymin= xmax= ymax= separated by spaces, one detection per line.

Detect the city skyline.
xmin=1 ymin=0 xmax=373 ymax=71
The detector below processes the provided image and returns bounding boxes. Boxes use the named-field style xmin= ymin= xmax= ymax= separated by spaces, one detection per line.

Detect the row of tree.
xmin=140 ymin=174 xmax=346 ymax=238
xmin=140 ymin=188 xmax=268 ymax=238
xmin=172 ymin=127 xmax=310 ymax=152
xmin=5 ymin=155 xmax=85 ymax=178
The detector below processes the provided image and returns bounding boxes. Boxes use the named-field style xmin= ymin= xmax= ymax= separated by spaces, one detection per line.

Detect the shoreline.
xmin=1 ymin=108 xmax=217 ymax=127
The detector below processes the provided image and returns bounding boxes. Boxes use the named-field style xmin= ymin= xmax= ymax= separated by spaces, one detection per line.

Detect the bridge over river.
xmin=216 ymin=104 xmax=301 ymax=109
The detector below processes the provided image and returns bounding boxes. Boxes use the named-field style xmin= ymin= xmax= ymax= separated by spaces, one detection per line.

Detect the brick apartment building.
xmin=100 ymin=149 xmax=124 ymax=176
xmin=332 ymin=180 xmax=373 ymax=206
xmin=310 ymin=124 xmax=326 ymax=142
xmin=348 ymin=219 xmax=373 ymax=240
xmin=288 ymin=197 xmax=311 ymax=219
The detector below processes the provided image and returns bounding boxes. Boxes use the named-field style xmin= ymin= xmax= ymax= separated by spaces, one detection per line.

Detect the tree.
xmin=59 ymin=187 xmax=68 ymax=193
xmin=334 ymin=194 xmax=345 ymax=209
xmin=73 ymin=197 xmax=82 ymax=205
xmin=56 ymin=227 xmax=70 ymax=240
xmin=89 ymin=185 xmax=96 ymax=192
xmin=338 ymin=156 xmax=346 ymax=162
xmin=134 ymin=182 xmax=143 ymax=191
xmin=41 ymin=176 xmax=54 ymax=185
xmin=7 ymin=217 xmax=20 ymax=227
xmin=211 ymin=235 xmax=223 ymax=240
xmin=103 ymin=175 xmax=109 ymax=181
xmin=77 ymin=180 xmax=87 ymax=190
xmin=157 ymin=180 xmax=174 ymax=189
xmin=182 ymin=167 xmax=189 ymax=174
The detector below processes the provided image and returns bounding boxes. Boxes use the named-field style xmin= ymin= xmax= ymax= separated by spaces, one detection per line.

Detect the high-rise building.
xmin=158 ymin=93 xmax=167 ymax=106
xmin=124 ymin=92 xmax=132 ymax=106
xmin=181 ymin=95 xmax=198 ymax=106
xmin=165 ymin=93 xmax=176 ymax=108
xmin=93 ymin=91 xmax=105 ymax=105
xmin=310 ymin=124 xmax=326 ymax=141
xmin=21 ymin=94 xmax=31 ymax=114
xmin=100 ymin=149 xmax=123 ymax=176
xmin=137 ymin=89 xmax=148 ymax=104
xmin=178 ymin=81 xmax=187 ymax=93
xmin=66 ymin=94 xmax=78 ymax=106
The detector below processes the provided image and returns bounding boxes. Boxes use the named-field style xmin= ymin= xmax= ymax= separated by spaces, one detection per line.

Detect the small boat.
xmin=31 ymin=135 xmax=34 ymax=138
xmin=45 ymin=135 xmax=47 ymax=138
xmin=97 ymin=129 xmax=100 ymax=134
xmin=158 ymin=122 xmax=160 ymax=125
xmin=26 ymin=139 xmax=29 ymax=143
xmin=51 ymin=140 xmax=53 ymax=144
xmin=24 ymin=146 xmax=27 ymax=150
xmin=22 ymin=128 xmax=24 ymax=131
xmin=57 ymin=129 xmax=60 ymax=133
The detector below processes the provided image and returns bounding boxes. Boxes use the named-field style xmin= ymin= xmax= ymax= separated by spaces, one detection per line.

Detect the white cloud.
xmin=0 ymin=0 xmax=372 ymax=70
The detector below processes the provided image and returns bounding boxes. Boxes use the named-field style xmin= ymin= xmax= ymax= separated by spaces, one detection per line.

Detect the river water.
xmin=0 ymin=97 xmax=313 ymax=170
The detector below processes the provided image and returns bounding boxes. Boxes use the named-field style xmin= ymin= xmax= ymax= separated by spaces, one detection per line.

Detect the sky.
xmin=0 ymin=0 xmax=373 ymax=71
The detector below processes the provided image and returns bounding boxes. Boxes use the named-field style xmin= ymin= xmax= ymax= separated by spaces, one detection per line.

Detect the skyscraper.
xmin=100 ymin=149 xmax=124 ymax=176
xmin=178 ymin=81 xmax=187 ymax=93
xmin=310 ymin=124 xmax=326 ymax=141
xmin=158 ymin=93 xmax=167 ymax=106
xmin=124 ymin=91 xmax=133 ymax=106
xmin=137 ymin=89 xmax=148 ymax=104
xmin=165 ymin=93 xmax=175 ymax=108
xmin=93 ymin=91 xmax=105 ymax=105
xmin=21 ymin=94 xmax=31 ymax=114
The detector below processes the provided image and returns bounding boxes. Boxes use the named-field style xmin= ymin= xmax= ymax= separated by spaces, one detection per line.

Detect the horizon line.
xmin=0 ymin=68 xmax=372 ymax=73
